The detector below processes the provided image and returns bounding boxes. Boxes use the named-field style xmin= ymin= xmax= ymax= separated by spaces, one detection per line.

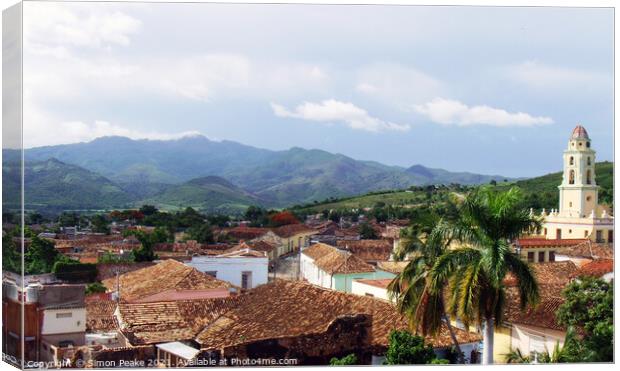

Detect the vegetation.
xmin=428 ymin=187 xmax=541 ymax=364
xmin=494 ymin=161 xmax=613 ymax=210
xmin=85 ymin=282 xmax=107 ymax=295
xmin=52 ymin=261 xmax=98 ymax=283
xmin=184 ymin=223 xmax=215 ymax=243
xmin=329 ymin=354 xmax=358 ymax=366
xmin=387 ymin=208 xmax=463 ymax=362
xmin=123 ymin=229 xmax=167 ymax=262
xmin=358 ymin=222 xmax=378 ymax=239
xmin=385 ymin=330 xmax=441 ymax=365
xmin=556 ymin=277 xmax=613 ymax=362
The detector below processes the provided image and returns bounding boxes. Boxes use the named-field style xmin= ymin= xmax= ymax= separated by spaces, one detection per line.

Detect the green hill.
xmin=292 ymin=162 xmax=613 ymax=214
xmin=2 ymin=158 xmax=132 ymax=213
xmin=497 ymin=161 xmax=613 ymax=210
xmin=141 ymin=176 xmax=264 ymax=215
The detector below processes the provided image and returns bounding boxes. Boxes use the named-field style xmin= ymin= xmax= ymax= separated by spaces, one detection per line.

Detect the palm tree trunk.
xmin=482 ymin=317 xmax=495 ymax=365
xmin=442 ymin=313 xmax=464 ymax=363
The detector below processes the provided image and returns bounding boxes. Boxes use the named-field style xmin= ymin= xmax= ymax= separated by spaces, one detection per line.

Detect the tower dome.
xmin=571 ymin=125 xmax=589 ymax=140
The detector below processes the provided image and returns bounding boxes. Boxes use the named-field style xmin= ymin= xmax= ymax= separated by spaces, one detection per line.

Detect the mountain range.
xmin=2 ymin=135 xmax=513 ymax=214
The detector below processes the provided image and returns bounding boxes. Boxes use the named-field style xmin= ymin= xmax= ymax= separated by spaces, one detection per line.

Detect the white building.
xmin=541 ymin=125 xmax=613 ymax=242
xmin=188 ymin=249 xmax=268 ymax=289
xmin=351 ymin=278 xmax=392 ymax=301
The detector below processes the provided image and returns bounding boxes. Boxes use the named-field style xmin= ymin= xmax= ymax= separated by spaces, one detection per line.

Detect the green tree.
xmin=556 ymin=277 xmax=613 ymax=362
xmin=358 ymin=222 xmax=377 ymax=239
xmin=388 ymin=218 xmax=464 ymax=362
xmin=90 ymin=214 xmax=110 ymax=234
xmin=2 ymin=234 xmax=21 ymax=273
xmin=329 ymin=354 xmax=358 ymax=365
xmin=428 ymin=187 xmax=541 ymax=364
xmin=185 ymin=223 xmax=214 ymax=243
xmin=124 ymin=230 xmax=159 ymax=262
xmin=385 ymin=330 xmax=436 ymax=365
xmin=139 ymin=204 xmax=159 ymax=216
xmin=25 ymin=236 xmax=59 ymax=274
xmin=85 ymin=282 xmax=107 ymax=295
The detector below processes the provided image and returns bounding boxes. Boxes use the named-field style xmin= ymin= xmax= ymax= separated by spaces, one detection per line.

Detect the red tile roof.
xmin=571 ymin=259 xmax=613 ymax=279
xmin=504 ymin=261 xmax=577 ymax=287
xmin=86 ymin=299 xmax=118 ymax=332
xmin=133 ymin=288 xmax=231 ymax=303
xmin=503 ymin=285 xmax=565 ymax=331
xmin=336 ymin=239 xmax=393 ymax=262
xmin=273 ymin=224 xmax=317 ymax=238
xmin=557 ymin=242 xmax=614 ymax=260
xmin=102 ymin=259 xmax=232 ymax=303
xmin=303 ymin=243 xmax=376 ymax=274
xmin=571 ymin=124 xmax=589 ymax=140
xmin=515 ymin=238 xmax=588 ymax=248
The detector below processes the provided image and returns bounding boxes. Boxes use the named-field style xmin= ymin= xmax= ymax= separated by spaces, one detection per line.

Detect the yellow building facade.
xmin=541 ymin=125 xmax=613 ymax=243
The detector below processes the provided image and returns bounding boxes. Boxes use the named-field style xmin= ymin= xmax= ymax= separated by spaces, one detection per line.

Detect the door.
xmin=608 ymin=230 xmax=613 ymax=243
xmin=556 ymin=229 xmax=562 ymax=239
xmin=596 ymin=230 xmax=603 ymax=243
xmin=241 ymin=271 xmax=252 ymax=289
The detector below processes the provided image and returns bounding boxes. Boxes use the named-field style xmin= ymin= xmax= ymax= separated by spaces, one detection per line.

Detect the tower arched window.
xmin=587 ymin=157 xmax=591 ymax=165
xmin=569 ymin=156 xmax=574 ymax=165
xmin=586 ymin=170 xmax=592 ymax=184
xmin=569 ymin=170 xmax=575 ymax=185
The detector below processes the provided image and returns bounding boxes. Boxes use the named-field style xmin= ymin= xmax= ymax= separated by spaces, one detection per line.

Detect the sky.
xmin=18 ymin=2 xmax=613 ymax=177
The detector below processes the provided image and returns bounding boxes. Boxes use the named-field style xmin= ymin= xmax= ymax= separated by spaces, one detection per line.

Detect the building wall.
xmin=188 ymin=257 xmax=268 ymax=289
xmin=333 ymin=271 xmax=394 ymax=293
xmin=510 ymin=324 xmax=566 ymax=358
xmin=41 ymin=307 xmax=86 ymax=336
xmin=278 ymin=232 xmax=314 ymax=257
xmin=492 ymin=325 xmax=513 ymax=363
xmin=351 ymin=281 xmax=389 ymax=300
xmin=543 ymin=217 xmax=613 ymax=242
xmin=300 ymin=254 xmax=333 ymax=289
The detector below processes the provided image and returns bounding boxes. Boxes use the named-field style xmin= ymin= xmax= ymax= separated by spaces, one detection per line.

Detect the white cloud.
xmin=504 ymin=61 xmax=611 ymax=91
xmin=271 ymin=100 xmax=410 ymax=132
xmin=24 ymin=3 xmax=141 ymax=51
xmin=355 ymin=63 xmax=444 ymax=108
xmin=413 ymin=98 xmax=553 ymax=127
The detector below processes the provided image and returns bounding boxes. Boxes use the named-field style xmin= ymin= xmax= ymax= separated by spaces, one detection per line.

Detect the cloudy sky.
xmin=20 ymin=2 xmax=613 ymax=177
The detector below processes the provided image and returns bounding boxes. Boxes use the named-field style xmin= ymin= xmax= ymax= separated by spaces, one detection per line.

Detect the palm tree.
xmin=428 ymin=186 xmax=541 ymax=365
xmin=387 ymin=214 xmax=464 ymax=362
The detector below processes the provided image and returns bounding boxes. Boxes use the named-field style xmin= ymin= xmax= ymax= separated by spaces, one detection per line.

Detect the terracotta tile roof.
xmin=118 ymin=297 xmax=239 ymax=345
xmin=503 ymin=285 xmax=565 ymax=331
xmin=354 ymin=278 xmax=393 ymax=289
xmin=102 ymin=259 xmax=232 ymax=303
xmin=336 ymin=239 xmax=393 ymax=262
xmin=86 ymin=299 xmax=118 ymax=332
xmin=195 ymin=280 xmax=480 ymax=352
xmin=556 ymin=241 xmax=614 ymax=260
xmin=273 ymin=224 xmax=317 ymax=238
xmin=376 ymin=261 xmax=409 ymax=274
xmin=571 ymin=259 xmax=614 ymax=279
xmin=303 ymin=243 xmax=376 ymax=274
xmin=220 ymin=227 xmax=271 ymax=240
xmin=132 ymin=288 xmax=231 ymax=303
xmin=505 ymin=261 xmax=577 ymax=287
xmin=515 ymin=238 xmax=588 ymax=248
xmin=571 ymin=124 xmax=589 ymax=139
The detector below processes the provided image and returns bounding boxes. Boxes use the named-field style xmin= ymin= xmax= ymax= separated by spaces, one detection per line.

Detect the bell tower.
xmin=558 ymin=125 xmax=598 ymax=217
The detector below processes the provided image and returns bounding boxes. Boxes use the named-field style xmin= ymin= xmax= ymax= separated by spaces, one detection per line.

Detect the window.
xmin=586 ymin=142 xmax=591 ymax=148
xmin=56 ymin=312 xmax=72 ymax=319
xmin=569 ymin=170 xmax=575 ymax=184
xmin=365 ymin=293 xmax=375 ymax=298
xmin=587 ymin=157 xmax=591 ymax=165
xmin=584 ymin=230 xmax=589 ymax=238
xmin=586 ymin=170 xmax=592 ymax=184
xmin=568 ymin=229 xmax=572 ymax=234
xmin=548 ymin=251 xmax=555 ymax=262
xmin=569 ymin=202 xmax=572 ymax=207
xmin=569 ymin=156 xmax=574 ymax=165
xmin=527 ymin=252 xmax=534 ymax=263
xmin=586 ymin=196 xmax=592 ymax=201
xmin=205 ymin=271 xmax=217 ymax=277
xmin=556 ymin=229 xmax=562 ymax=239
xmin=538 ymin=251 xmax=545 ymax=262
xmin=608 ymin=230 xmax=613 ymax=243
xmin=241 ymin=271 xmax=252 ymax=289
xmin=544 ymin=228 xmax=547 ymax=236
